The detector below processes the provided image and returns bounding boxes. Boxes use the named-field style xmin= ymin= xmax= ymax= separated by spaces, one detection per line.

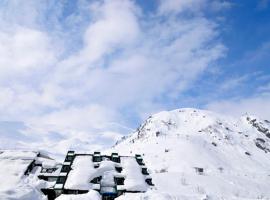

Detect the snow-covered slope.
xmin=1 ymin=108 xmax=270 ymax=200
xmin=0 ymin=150 xmax=60 ymax=200
xmin=112 ymin=108 xmax=270 ymax=199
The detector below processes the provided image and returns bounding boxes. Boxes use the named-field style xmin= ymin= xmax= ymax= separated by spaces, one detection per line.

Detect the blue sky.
xmin=0 ymin=0 xmax=269 ymax=151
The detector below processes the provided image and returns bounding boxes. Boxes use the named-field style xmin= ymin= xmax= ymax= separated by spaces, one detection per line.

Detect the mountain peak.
xmin=116 ymin=108 xmax=236 ymax=143
xmin=112 ymin=108 xmax=270 ymax=199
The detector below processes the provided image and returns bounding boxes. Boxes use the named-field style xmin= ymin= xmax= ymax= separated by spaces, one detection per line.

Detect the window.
xmin=145 ymin=178 xmax=153 ymax=185
xmin=142 ymin=168 xmax=149 ymax=175
xmin=56 ymin=176 xmax=66 ymax=184
xmin=61 ymin=165 xmax=70 ymax=172
xmin=41 ymin=168 xmax=57 ymax=173
xmin=65 ymin=156 xmax=73 ymax=161
xmin=114 ymin=177 xmax=125 ymax=185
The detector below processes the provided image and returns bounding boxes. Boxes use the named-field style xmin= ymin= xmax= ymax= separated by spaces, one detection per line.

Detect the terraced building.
xmin=41 ymin=151 xmax=154 ymax=200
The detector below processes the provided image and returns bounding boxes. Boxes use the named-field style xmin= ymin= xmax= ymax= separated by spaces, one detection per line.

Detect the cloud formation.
xmin=206 ymin=93 xmax=270 ymax=120
xmin=0 ymin=0 xmax=228 ymax=152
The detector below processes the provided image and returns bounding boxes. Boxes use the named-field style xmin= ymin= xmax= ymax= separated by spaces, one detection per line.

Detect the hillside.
xmin=1 ymin=108 xmax=270 ymax=200
xmin=111 ymin=108 xmax=270 ymax=199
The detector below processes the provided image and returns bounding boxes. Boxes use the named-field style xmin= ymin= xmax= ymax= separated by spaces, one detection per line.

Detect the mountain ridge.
xmin=111 ymin=108 xmax=270 ymax=199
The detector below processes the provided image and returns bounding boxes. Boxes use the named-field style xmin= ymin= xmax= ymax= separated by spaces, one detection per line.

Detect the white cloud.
xmin=0 ymin=0 xmax=227 ymax=152
xmin=82 ymin=0 xmax=140 ymax=60
xmin=54 ymin=0 xmax=140 ymax=75
xmin=48 ymin=12 xmax=224 ymax=112
xmin=0 ymin=0 xmax=224 ymax=117
xmin=158 ymin=0 xmax=206 ymax=14
xmin=257 ymin=82 xmax=270 ymax=92
xmin=158 ymin=0 xmax=232 ymax=15
xmin=31 ymin=104 xmax=120 ymax=131
xmin=210 ymin=1 xmax=233 ymax=12
xmin=206 ymin=94 xmax=270 ymax=120
xmin=0 ymin=27 xmax=56 ymax=77
xmin=219 ymin=75 xmax=249 ymax=91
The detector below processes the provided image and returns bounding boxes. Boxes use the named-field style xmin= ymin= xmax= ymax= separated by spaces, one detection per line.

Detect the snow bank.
xmin=0 ymin=150 xmax=48 ymax=199
xmin=115 ymin=190 xmax=183 ymax=200
xmin=0 ymin=150 xmax=38 ymax=192
xmin=56 ymin=190 xmax=101 ymax=200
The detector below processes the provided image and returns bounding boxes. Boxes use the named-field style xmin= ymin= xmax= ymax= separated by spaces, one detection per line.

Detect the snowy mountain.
xmin=1 ymin=108 xmax=270 ymax=200
xmin=111 ymin=108 xmax=270 ymax=199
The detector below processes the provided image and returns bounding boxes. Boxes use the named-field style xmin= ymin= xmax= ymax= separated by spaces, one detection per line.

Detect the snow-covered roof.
xmin=0 ymin=150 xmax=38 ymax=192
xmin=0 ymin=150 xmax=48 ymax=199
xmin=64 ymin=155 xmax=95 ymax=190
xmin=121 ymin=157 xmax=148 ymax=191
xmin=62 ymin=153 xmax=150 ymax=194
xmin=0 ymin=158 xmax=32 ymax=192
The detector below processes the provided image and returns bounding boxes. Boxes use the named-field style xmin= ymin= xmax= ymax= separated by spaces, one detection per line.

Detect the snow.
xmin=64 ymin=156 xmax=122 ymax=191
xmin=54 ymin=184 xmax=64 ymax=189
xmin=59 ymin=172 xmax=68 ymax=176
xmin=36 ymin=157 xmax=58 ymax=168
xmin=55 ymin=190 xmax=101 ymax=200
xmin=115 ymin=189 xmax=214 ymax=200
xmin=100 ymin=186 xmax=116 ymax=194
xmin=1 ymin=108 xmax=270 ymax=199
xmin=92 ymin=184 xmax=100 ymax=190
xmin=100 ymin=170 xmax=117 ymax=194
xmin=0 ymin=157 xmax=32 ymax=191
xmin=98 ymin=160 xmax=117 ymax=172
xmin=112 ymin=108 xmax=270 ymax=199
xmin=62 ymin=154 xmax=149 ymax=198
xmin=0 ymin=150 xmax=37 ymax=192
xmin=64 ymin=155 xmax=95 ymax=190
xmin=0 ymin=150 xmax=37 ymax=160
xmin=120 ymin=157 xmax=148 ymax=191
xmin=0 ymin=150 xmax=50 ymax=199
xmin=101 ymin=171 xmax=115 ymax=186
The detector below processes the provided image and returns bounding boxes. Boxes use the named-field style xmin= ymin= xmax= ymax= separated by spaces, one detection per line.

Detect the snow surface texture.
xmin=120 ymin=157 xmax=148 ymax=191
xmin=0 ymin=150 xmax=58 ymax=200
xmin=56 ymin=190 xmax=101 ymax=200
xmin=64 ymin=155 xmax=95 ymax=190
xmin=64 ymin=155 xmax=148 ymax=191
xmin=112 ymin=108 xmax=270 ymax=200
